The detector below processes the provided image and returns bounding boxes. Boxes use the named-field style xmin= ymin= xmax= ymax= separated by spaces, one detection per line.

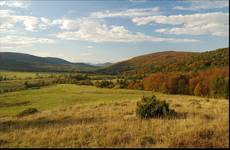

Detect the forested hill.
xmin=0 ymin=52 xmax=99 ymax=72
xmin=98 ymin=47 xmax=229 ymax=75
xmin=1 ymin=47 xmax=228 ymax=73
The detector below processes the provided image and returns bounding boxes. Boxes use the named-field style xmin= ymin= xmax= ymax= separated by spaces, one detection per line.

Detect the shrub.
xmin=115 ymin=79 xmax=129 ymax=89
xmin=136 ymin=95 xmax=176 ymax=118
xmin=76 ymin=80 xmax=93 ymax=86
xmin=95 ymin=80 xmax=115 ymax=88
xmin=69 ymin=74 xmax=89 ymax=81
xmin=17 ymin=108 xmax=39 ymax=117
xmin=25 ymin=81 xmax=41 ymax=88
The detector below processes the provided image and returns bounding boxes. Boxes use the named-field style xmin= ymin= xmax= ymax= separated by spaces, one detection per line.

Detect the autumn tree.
xmin=194 ymin=82 xmax=203 ymax=96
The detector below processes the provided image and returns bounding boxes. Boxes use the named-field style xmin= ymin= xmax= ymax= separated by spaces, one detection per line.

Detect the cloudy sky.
xmin=0 ymin=0 xmax=229 ymax=63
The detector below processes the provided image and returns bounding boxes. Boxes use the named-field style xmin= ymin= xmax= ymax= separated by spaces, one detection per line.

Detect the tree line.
xmin=143 ymin=67 xmax=229 ymax=99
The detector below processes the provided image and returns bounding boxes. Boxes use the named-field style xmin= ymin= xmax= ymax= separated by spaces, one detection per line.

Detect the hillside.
xmin=98 ymin=47 xmax=229 ymax=75
xmin=0 ymin=52 xmax=99 ymax=72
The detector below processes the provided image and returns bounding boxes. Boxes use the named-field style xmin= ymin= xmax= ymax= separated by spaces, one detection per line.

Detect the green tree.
xmin=211 ymin=76 xmax=229 ymax=98
xmin=177 ymin=77 xmax=189 ymax=95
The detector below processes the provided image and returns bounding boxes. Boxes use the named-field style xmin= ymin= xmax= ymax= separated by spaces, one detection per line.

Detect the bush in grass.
xmin=25 ymin=81 xmax=41 ymax=88
xmin=95 ymin=80 xmax=115 ymax=88
xmin=136 ymin=95 xmax=176 ymax=118
xmin=17 ymin=108 xmax=39 ymax=117
xmin=76 ymin=80 xmax=93 ymax=86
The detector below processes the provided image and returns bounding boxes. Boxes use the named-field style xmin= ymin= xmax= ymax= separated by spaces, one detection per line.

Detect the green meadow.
xmin=0 ymin=84 xmax=152 ymax=117
xmin=0 ymin=71 xmax=56 ymax=79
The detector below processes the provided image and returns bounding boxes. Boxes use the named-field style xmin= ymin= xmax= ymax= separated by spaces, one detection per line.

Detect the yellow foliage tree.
xmin=194 ymin=82 xmax=203 ymax=96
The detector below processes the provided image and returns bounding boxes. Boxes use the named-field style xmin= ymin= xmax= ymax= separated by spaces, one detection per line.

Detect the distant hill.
xmin=0 ymin=52 xmax=99 ymax=72
xmin=93 ymin=62 xmax=113 ymax=67
xmin=98 ymin=47 xmax=229 ymax=75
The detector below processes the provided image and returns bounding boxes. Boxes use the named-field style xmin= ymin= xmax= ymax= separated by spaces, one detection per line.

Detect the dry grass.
xmin=0 ymin=87 xmax=228 ymax=148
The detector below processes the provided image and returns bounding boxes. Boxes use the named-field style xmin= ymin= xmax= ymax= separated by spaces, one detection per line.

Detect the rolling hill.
xmin=98 ymin=47 xmax=229 ymax=75
xmin=1 ymin=47 xmax=228 ymax=73
xmin=0 ymin=52 xmax=99 ymax=72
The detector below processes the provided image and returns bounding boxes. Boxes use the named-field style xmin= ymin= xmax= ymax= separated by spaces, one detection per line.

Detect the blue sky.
xmin=0 ymin=0 xmax=229 ymax=63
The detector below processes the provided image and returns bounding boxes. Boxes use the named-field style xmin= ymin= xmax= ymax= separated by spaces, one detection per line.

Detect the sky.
xmin=0 ymin=0 xmax=229 ymax=63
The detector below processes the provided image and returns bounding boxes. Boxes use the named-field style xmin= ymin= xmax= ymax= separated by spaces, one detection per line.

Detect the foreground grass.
xmin=0 ymin=84 xmax=228 ymax=148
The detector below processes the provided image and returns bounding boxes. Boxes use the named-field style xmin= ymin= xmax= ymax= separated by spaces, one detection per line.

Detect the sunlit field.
xmin=0 ymin=84 xmax=228 ymax=148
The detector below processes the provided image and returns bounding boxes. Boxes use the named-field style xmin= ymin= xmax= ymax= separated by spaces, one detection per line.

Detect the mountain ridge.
xmin=0 ymin=52 xmax=99 ymax=72
xmin=0 ymin=47 xmax=228 ymax=73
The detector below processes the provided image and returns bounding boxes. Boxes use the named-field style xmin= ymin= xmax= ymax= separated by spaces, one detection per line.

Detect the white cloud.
xmin=132 ymin=12 xmax=229 ymax=37
xmin=174 ymin=0 xmax=229 ymax=11
xmin=0 ymin=35 xmax=55 ymax=49
xmin=52 ymin=19 xmax=80 ymax=30
xmin=53 ymin=18 xmax=198 ymax=43
xmin=0 ymin=10 xmax=55 ymax=50
xmin=87 ymin=46 xmax=93 ymax=49
xmin=90 ymin=7 xmax=160 ymax=18
xmin=80 ymin=52 xmax=93 ymax=56
xmin=0 ymin=0 xmax=29 ymax=9
xmin=0 ymin=9 xmax=53 ymax=32
xmin=0 ymin=10 xmax=17 ymax=32
xmin=17 ymin=16 xmax=40 ymax=31
xmin=39 ymin=17 xmax=53 ymax=29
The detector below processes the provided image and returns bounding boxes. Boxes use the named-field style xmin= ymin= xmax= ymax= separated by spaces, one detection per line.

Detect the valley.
xmin=0 ymin=0 xmax=229 ymax=148
xmin=0 ymin=47 xmax=229 ymax=148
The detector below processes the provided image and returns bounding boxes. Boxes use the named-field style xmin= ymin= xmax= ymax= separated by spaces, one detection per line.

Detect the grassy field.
xmin=0 ymin=70 xmax=116 ymax=93
xmin=0 ymin=70 xmax=115 ymax=80
xmin=0 ymin=84 xmax=228 ymax=148
xmin=0 ymin=71 xmax=58 ymax=79
xmin=0 ymin=70 xmax=56 ymax=93
xmin=0 ymin=84 xmax=152 ymax=117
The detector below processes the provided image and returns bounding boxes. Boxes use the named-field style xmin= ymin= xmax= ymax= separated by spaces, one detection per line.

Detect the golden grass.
xmin=0 ymin=87 xmax=228 ymax=148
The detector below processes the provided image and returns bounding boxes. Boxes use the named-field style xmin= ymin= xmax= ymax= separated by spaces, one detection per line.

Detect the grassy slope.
xmin=0 ymin=84 xmax=228 ymax=148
